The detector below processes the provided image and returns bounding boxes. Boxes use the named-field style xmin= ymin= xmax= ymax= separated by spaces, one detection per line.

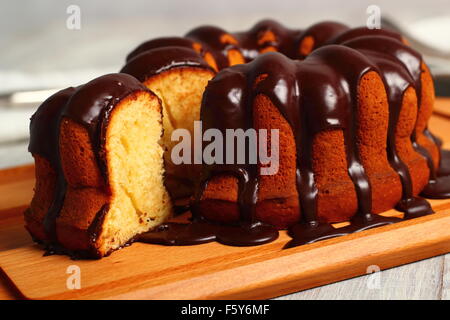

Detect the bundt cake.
xmin=25 ymin=20 xmax=450 ymax=257
xmin=25 ymin=73 xmax=172 ymax=257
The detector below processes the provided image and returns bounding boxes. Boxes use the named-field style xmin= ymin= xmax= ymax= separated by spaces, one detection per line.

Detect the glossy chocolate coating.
xmin=29 ymin=87 xmax=76 ymax=242
xmin=121 ymin=46 xmax=214 ymax=82
xmin=126 ymin=37 xmax=197 ymax=62
xmin=186 ymin=25 xmax=239 ymax=70
xmin=62 ymin=73 xmax=149 ymax=178
xmin=29 ymin=87 xmax=76 ymax=166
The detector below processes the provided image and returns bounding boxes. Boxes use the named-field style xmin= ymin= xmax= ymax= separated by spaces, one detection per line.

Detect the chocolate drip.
xmin=29 ymin=87 xmax=76 ymax=241
xmin=121 ymin=46 xmax=214 ymax=82
xmin=197 ymin=62 xmax=259 ymax=223
xmin=285 ymin=214 xmax=402 ymax=248
xmin=343 ymin=36 xmax=433 ymax=218
xmin=305 ymin=46 xmax=376 ymax=219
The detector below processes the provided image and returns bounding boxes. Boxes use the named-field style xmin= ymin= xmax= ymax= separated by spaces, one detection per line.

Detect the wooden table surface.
xmin=0 ymin=99 xmax=449 ymax=300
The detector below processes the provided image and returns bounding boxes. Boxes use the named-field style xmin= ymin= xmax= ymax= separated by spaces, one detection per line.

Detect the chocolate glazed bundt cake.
xmin=25 ymin=20 xmax=450 ymax=257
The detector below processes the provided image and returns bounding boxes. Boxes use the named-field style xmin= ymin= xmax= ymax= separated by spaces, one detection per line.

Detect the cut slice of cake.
xmin=26 ymin=73 xmax=172 ymax=258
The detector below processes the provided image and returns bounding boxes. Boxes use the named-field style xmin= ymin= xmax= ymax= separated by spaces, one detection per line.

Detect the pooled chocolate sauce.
xmin=29 ymin=87 xmax=76 ymax=166
xmin=234 ymin=19 xmax=303 ymax=61
xmin=285 ymin=214 xmax=402 ymax=248
xmin=438 ymin=150 xmax=450 ymax=177
xmin=138 ymin=220 xmax=278 ymax=246
xmin=138 ymin=221 xmax=217 ymax=245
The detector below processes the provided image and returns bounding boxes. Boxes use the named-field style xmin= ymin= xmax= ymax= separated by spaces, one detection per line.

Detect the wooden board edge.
xmin=0 ymin=164 xmax=34 ymax=185
xmin=103 ymin=211 xmax=450 ymax=299
xmin=0 ymin=268 xmax=26 ymax=300
xmin=18 ymin=209 xmax=449 ymax=300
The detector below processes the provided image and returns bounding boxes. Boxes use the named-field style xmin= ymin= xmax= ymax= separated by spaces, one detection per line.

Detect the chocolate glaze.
xmin=194 ymin=45 xmax=408 ymax=246
xmin=142 ymin=21 xmax=449 ymax=248
xmin=234 ymin=19 xmax=303 ymax=61
xmin=28 ymin=87 xmax=76 ymax=242
xmin=296 ymin=21 xmax=349 ymax=58
xmin=342 ymin=36 xmax=433 ymax=218
xmin=62 ymin=73 xmax=150 ymax=179
xmin=126 ymin=37 xmax=197 ymax=62
xmin=29 ymin=73 xmax=150 ymax=255
xmin=121 ymin=46 xmax=214 ymax=82
xmin=29 ymin=87 xmax=76 ymax=165
xmin=328 ymin=26 xmax=403 ymax=45
xmin=186 ymin=25 xmax=241 ymax=70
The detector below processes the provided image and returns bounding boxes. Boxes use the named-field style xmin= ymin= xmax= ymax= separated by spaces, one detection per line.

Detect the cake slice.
xmin=26 ymin=73 xmax=172 ymax=258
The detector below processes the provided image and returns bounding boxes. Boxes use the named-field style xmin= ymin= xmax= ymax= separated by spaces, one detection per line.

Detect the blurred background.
xmin=1 ymin=0 xmax=449 ymax=168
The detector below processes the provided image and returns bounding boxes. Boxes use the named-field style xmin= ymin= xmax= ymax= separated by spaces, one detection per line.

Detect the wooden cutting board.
xmin=1 ymin=99 xmax=450 ymax=300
